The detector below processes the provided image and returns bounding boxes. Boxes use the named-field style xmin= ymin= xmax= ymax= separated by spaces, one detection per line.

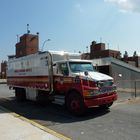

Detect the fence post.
xmin=134 ymin=80 xmax=137 ymax=97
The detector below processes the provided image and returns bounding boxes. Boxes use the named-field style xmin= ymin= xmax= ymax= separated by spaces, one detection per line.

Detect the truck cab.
xmin=53 ymin=59 xmax=117 ymax=115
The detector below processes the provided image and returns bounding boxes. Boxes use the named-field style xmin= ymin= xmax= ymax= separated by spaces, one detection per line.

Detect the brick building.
xmin=82 ymin=41 xmax=140 ymax=68
xmin=122 ymin=52 xmax=140 ymax=68
xmin=16 ymin=33 xmax=39 ymax=58
xmin=81 ymin=41 xmax=140 ymax=77
xmin=90 ymin=41 xmax=121 ymax=59
xmin=81 ymin=41 xmax=121 ymax=60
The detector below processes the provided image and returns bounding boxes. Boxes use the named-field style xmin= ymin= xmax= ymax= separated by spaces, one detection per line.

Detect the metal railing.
xmin=116 ymin=79 xmax=140 ymax=100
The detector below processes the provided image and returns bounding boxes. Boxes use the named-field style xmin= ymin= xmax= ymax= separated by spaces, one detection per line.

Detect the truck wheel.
xmin=99 ymin=102 xmax=113 ymax=110
xmin=66 ymin=92 xmax=86 ymax=116
xmin=15 ymin=88 xmax=26 ymax=101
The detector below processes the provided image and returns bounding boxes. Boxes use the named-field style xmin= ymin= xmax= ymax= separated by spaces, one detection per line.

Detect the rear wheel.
xmin=66 ymin=92 xmax=86 ymax=116
xmin=15 ymin=88 xmax=26 ymax=101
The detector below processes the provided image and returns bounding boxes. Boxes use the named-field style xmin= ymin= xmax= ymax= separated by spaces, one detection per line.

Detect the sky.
xmin=0 ymin=0 xmax=140 ymax=61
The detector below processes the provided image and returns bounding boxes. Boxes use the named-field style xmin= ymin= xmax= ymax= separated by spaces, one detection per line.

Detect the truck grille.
xmin=97 ymin=80 xmax=113 ymax=88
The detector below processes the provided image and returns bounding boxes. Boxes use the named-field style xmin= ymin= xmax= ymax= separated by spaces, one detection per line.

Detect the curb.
xmin=113 ymin=97 xmax=140 ymax=107
xmin=0 ymin=106 xmax=71 ymax=140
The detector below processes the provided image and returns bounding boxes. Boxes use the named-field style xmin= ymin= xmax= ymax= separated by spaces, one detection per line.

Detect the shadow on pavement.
xmin=0 ymin=97 xmax=110 ymax=126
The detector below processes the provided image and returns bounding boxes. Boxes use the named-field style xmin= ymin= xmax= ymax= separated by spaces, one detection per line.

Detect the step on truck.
xmin=7 ymin=51 xmax=117 ymax=115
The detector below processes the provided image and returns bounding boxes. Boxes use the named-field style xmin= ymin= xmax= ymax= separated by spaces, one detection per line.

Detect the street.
xmin=0 ymin=84 xmax=140 ymax=140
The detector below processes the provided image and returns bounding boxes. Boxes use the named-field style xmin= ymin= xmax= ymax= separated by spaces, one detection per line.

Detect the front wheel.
xmin=66 ymin=92 xmax=86 ymax=116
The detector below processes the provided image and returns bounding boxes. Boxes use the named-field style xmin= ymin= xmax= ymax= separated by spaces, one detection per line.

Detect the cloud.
xmin=104 ymin=0 xmax=140 ymax=13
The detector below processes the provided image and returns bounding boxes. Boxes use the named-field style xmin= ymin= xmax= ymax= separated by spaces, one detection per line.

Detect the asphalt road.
xmin=0 ymin=84 xmax=140 ymax=140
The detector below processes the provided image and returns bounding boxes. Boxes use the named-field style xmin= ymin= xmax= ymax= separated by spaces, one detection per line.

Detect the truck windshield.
xmin=69 ymin=62 xmax=95 ymax=73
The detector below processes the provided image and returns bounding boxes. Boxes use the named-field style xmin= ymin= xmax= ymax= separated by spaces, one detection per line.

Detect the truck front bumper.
xmin=84 ymin=92 xmax=118 ymax=107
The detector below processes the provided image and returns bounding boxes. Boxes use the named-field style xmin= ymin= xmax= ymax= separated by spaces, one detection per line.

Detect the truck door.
xmin=55 ymin=62 xmax=69 ymax=94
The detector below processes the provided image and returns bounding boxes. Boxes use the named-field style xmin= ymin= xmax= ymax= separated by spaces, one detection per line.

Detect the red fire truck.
xmin=7 ymin=51 xmax=117 ymax=115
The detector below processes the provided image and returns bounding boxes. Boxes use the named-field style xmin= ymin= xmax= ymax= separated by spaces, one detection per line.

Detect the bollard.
xmin=134 ymin=80 xmax=137 ymax=97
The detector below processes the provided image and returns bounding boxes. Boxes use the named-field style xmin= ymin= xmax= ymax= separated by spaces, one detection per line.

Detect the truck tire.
xmin=66 ymin=92 xmax=86 ymax=116
xmin=15 ymin=88 xmax=26 ymax=101
xmin=99 ymin=102 xmax=113 ymax=110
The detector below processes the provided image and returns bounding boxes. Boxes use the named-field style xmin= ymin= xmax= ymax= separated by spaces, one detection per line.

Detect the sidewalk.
xmin=0 ymin=106 xmax=71 ymax=140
